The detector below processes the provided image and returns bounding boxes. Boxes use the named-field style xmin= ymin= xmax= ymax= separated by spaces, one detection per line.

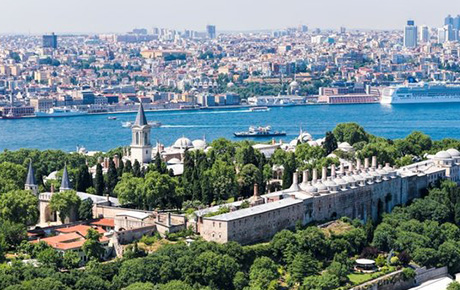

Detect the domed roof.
xmin=338 ymin=142 xmax=353 ymax=151
xmin=289 ymin=80 xmax=299 ymax=87
xmin=353 ymin=173 xmax=365 ymax=181
xmin=227 ymin=82 xmax=235 ymax=88
xmin=289 ymin=139 xmax=299 ymax=147
xmin=313 ymin=181 xmax=328 ymax=191
xmin=435 ymin=151 xmax=452 ymax=159
xmin=298 ymin=132 xmax=313 ymax=143
xmin=174 ymin=137 xmax=193 ymax=149
xmin=334 ymin=177 xmax=347 ymax=185
xmin=343 ymin=175 xmax=356 ymax=183
xmin=168 ymin=158 xmax=182 ymax=164
xmin=192 ymin=139 xmax=207 ymax=150
xmin=300 ymin=182 xmax=318 ymax=194
xmin=323 ymin=177 xmax=337 ymax=187
xmin=446 ymin=148 xmax=460 ymax=157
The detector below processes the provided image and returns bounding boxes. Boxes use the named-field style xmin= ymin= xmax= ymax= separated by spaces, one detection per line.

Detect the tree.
xmin=78 ymin=198 xmax=93 ymax=220
xmin=124 ymin=160 xmax=133 ymax=174
xmin=50 ymin=190 xmax=81 ymax=223
xmin=0 ymin=220 xmax=27 ymax=249
xmin=289 ymin=253 xmax=320 ymax=283
xmin=106 ymin=159 xmax=118 ymax=195
xmin=324 ymin=131 xmax=338 ymax=155
xmin=75 ymin=165 xmax=92 ymax=192
xmin=94 ymin=163 xmax=105 ymax=196
xmin=249 ymin=257 xmax=279 ymax=290
xmin=301 ymin=273 xmax=340 ymax=290
xmin=117 ymin=160 xmax=125 ymax=178
xmin=448 ymin=282 xmax=460 ymax=290
xmin=75 ymin=275 xmax=110 ymax=290
xmin=209 ymin=159 xmax=237 ymax=202
xmin=82 ymin=228 xmax=105 ymax=261
xmin=63 ymin=250 xmax=81 ymax=269
xmin=0 ymin=162 xmax=27 ymax=193
xmin=114 ymin=173 xmax=144 ymax=208
xmin=332 ymin=123 xmax=368 ymax=145
xmin=0 ymin=190 xmax=39 ymax=225
xmin=123 ymin=282 xmax=155 ymax=290
xmin=237 ymin=164 xmax=262 ymax=198
xmin=37 ymin=248 xmax=62 ymax=269
xmin=233 ymin=271 xmax=248 ymax=290
xmin=133 ymin=160 xmax=141 ymax=177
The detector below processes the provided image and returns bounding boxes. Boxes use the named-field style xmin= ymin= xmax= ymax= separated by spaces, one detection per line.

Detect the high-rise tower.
xmin=130 ymin=102 xmax=152 ymax=164
xmin=404 ymin=20 xmax=418 ymax=48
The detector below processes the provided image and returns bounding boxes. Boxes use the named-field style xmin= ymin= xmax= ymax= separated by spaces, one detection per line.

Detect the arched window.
xmin=135 ymin=132 xmax=139 ymax=144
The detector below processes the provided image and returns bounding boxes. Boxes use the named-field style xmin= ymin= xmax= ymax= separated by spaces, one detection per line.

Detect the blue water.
xmin=1 ymin=103 xmax=460 ymax=152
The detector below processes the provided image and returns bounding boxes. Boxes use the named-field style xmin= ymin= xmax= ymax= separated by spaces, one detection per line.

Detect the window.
xmin=219 ymin=223 xmax=221 ymax=228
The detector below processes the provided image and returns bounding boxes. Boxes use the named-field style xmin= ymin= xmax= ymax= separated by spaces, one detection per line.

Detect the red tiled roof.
xmin=90 ymin=218 xmax=114 ymax=228
xmin=56 ymin=225 xmax=106 ymax=236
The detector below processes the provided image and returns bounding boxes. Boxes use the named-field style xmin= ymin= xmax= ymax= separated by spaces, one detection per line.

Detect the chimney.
xmin=339 ymin=163 xmax=345 ymax=175
xmin=113 ymin=155 xmax=120 ymax=168
xmin=303 ymin=170 xmax=309 ymax=182
xmin=312 ymin=168 xmax=318 ymax=182
xmin=349 ymin=162 xmax=354 ymax=172
xmin=372 ymin=156 xmax=377 ymax=169
xmin=293 ymin=171 xmax=299 ymax=185
xmin=104 ymin=157 xmax=109 ymax=169
xmin=272 ymin=138 xmax=276 ymax=145
xmin=50 ymin=184 xmax=55 ymax=193
xmin=253 ymin=183 xmax=259 ymax=197
xmin=331 ymin=164 xmax=336 ymax=178
xmin=364 ymin=158 xmax=369 ymax=169
xmin=322 ymin=167 xmax=327 ymax=181
xmin=357 ymin=159 xmax=362 ymax=170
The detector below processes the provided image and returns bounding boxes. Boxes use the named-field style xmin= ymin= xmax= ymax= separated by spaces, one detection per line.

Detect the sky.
xmin=1 ymin=0 xmax=458 ymax=34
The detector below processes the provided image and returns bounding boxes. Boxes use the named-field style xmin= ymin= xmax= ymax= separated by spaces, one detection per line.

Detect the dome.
xmin=192 ymin=139 xmax=207 ymax=150
xmin=435 ymin=151 xmax=452 ymax=159
xmin=300 ymin=182 xmax=318 ymax=194
xmin=168 ymin=158 xmax=182 ymax=164
xmin=174 ymin=137 xmax=193 ymax=149
xmin=307 ymin=140 xmax=318 ymax=147
xmin=338 ymin=142 xmax=353 ymax=151
xmin=343 ymin=175 xmax=356 ymax=183
xmin=446 ymin=148 xmax=460 ymax=157
xmin=323 ymin=177 xmax=337 ymax=187
xmin=298 ymin=132 xmax=313 ymax=143
xmin=289 ymin=80 xmax=299 ymax=87
xmin=334 ymin=177 xmax=347 ymax=186
xmin=289 ymin=139 xmax=299 ymax=147
xmin=313 ymin=181 xmax=328 ymax=191
xmin=227 ymin=82 xmax=235 ymax=88
xmin=353 ymin=173 xmax=365 ymax=182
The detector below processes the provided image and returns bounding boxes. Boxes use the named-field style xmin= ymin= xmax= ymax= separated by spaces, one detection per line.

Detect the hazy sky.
xmin=1 ymin=0 xmax=458 ymax=34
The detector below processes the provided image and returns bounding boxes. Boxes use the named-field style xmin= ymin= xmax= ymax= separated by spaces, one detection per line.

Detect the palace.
xmin=196 ymin=150 xmax=460 ymax=245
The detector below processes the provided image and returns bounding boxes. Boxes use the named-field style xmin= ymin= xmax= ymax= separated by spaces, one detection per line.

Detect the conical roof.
xmin=134 ymin=102 xmax=148 ymax=126
xmin=25 ymin=160 xmax=36 ymax=186
xmin=60 ymin=165 xmax=71 ymax=191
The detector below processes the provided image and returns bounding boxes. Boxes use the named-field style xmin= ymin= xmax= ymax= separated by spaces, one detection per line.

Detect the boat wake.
xmin=161 ymin=124 xmax=236 ymax=128
xmin=155 ymin=109 xmax=251 ymax=117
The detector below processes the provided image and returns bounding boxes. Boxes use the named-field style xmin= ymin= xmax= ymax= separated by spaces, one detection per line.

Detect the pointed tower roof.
xmin=134 ymin=102 xmax=148 ymax=126
xmin=60 ymin=165 xmax=71 ymax=191
xmin=25 ymin=160 xmax=37 ymax=186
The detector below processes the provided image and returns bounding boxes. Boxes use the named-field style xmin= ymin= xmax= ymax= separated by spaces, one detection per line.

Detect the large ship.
xmin=381 ymin=83 xmax=460 ymax=104
xmin=234 ymin=126 xmax=286 ymax=137
xmin=35 ymin=108 xmax=88 ymax=118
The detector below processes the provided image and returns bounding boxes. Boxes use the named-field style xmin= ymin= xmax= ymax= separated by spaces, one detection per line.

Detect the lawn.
xmin=348 ymin=272 xmax=376 ymax=285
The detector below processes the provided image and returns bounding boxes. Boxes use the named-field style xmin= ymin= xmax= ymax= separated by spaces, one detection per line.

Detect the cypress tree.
xmin=124 ymin=160 xmax=133 ymax=174
xmin=117 ymin=160 xmax=124 ymax=178
xmin=76 ymin=164 xmax=92 ymax=192
xmin=94 ymin=163 xmax=105 ymax=196
xmin=106 ymin=159 xmax=118 ymax=195
xmin=133 ymin=160 xmax=141 ymax=177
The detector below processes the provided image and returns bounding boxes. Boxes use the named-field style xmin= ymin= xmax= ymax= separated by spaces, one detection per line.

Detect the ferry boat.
xmin=2 ymin=111 xmax=21 ymax=119
xmin=107 ymin=116 xmax=117 ymax=120
xmin=35 ymin=108 xmax=88 ymax=118
xmin=381 ymin=82 xmax=460 ymax=104
xmin=247 ymin=95 xmax=300 ymax=107
xmin=234 ymin=126 xmax=286 ymax=137
xmin=249 ymin=106 xmax=270 ymax=112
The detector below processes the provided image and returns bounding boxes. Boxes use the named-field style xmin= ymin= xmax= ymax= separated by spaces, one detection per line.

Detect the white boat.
xmin=122 ymin=121 xmax=161 ymax=128
xmin=249 ymin=106 xmax=270 ymax=112
xmin=121 ymin=121 xmax=133 ymax=128
xmin=35 ymin=108 xmax=88 ymax=118
xmin=247 ymin=95 xmax=300 ymax=107
xmin=381 ymin=82 xmax=460 ymax=104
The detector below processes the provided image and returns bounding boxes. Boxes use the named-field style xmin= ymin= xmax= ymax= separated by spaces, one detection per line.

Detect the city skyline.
xmin=1 ymin=0 xmax=459 ymax=34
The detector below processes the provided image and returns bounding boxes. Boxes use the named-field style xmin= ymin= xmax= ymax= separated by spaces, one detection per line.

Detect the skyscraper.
xmin=42 ymin=33 xmax=57 ymax=49
xmin=206 ymin=25 xmax=216 ymax=39
xmin=453 ymin=15 xmax=460 ymax=41
xmin=445 ymin=15 xmax=454 ymax=26
xmin=419 ymin=25 xmax=430 ymax=43
xmin=404 ymin=20 xmax=418 ymax=48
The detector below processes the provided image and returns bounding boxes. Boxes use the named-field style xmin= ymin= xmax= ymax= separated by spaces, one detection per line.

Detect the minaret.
xmin=130 ymin=102 xmax=152 ymax=164
xmin=25 ymin=160 xmax=38 ymax=195
xmin=60 ymin=165 xmax=71 ymax=192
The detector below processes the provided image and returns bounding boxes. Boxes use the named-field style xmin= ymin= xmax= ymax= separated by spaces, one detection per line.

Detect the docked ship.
xmin=234 ymin=126 xmax=286 ymax=137
xmin=247 ymin=95 xmax=301 ymax=107
xmin=35 ymin=108 xmax=88 ymax=118
xmin=381 ymin=83 xmax=460 ymax=104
